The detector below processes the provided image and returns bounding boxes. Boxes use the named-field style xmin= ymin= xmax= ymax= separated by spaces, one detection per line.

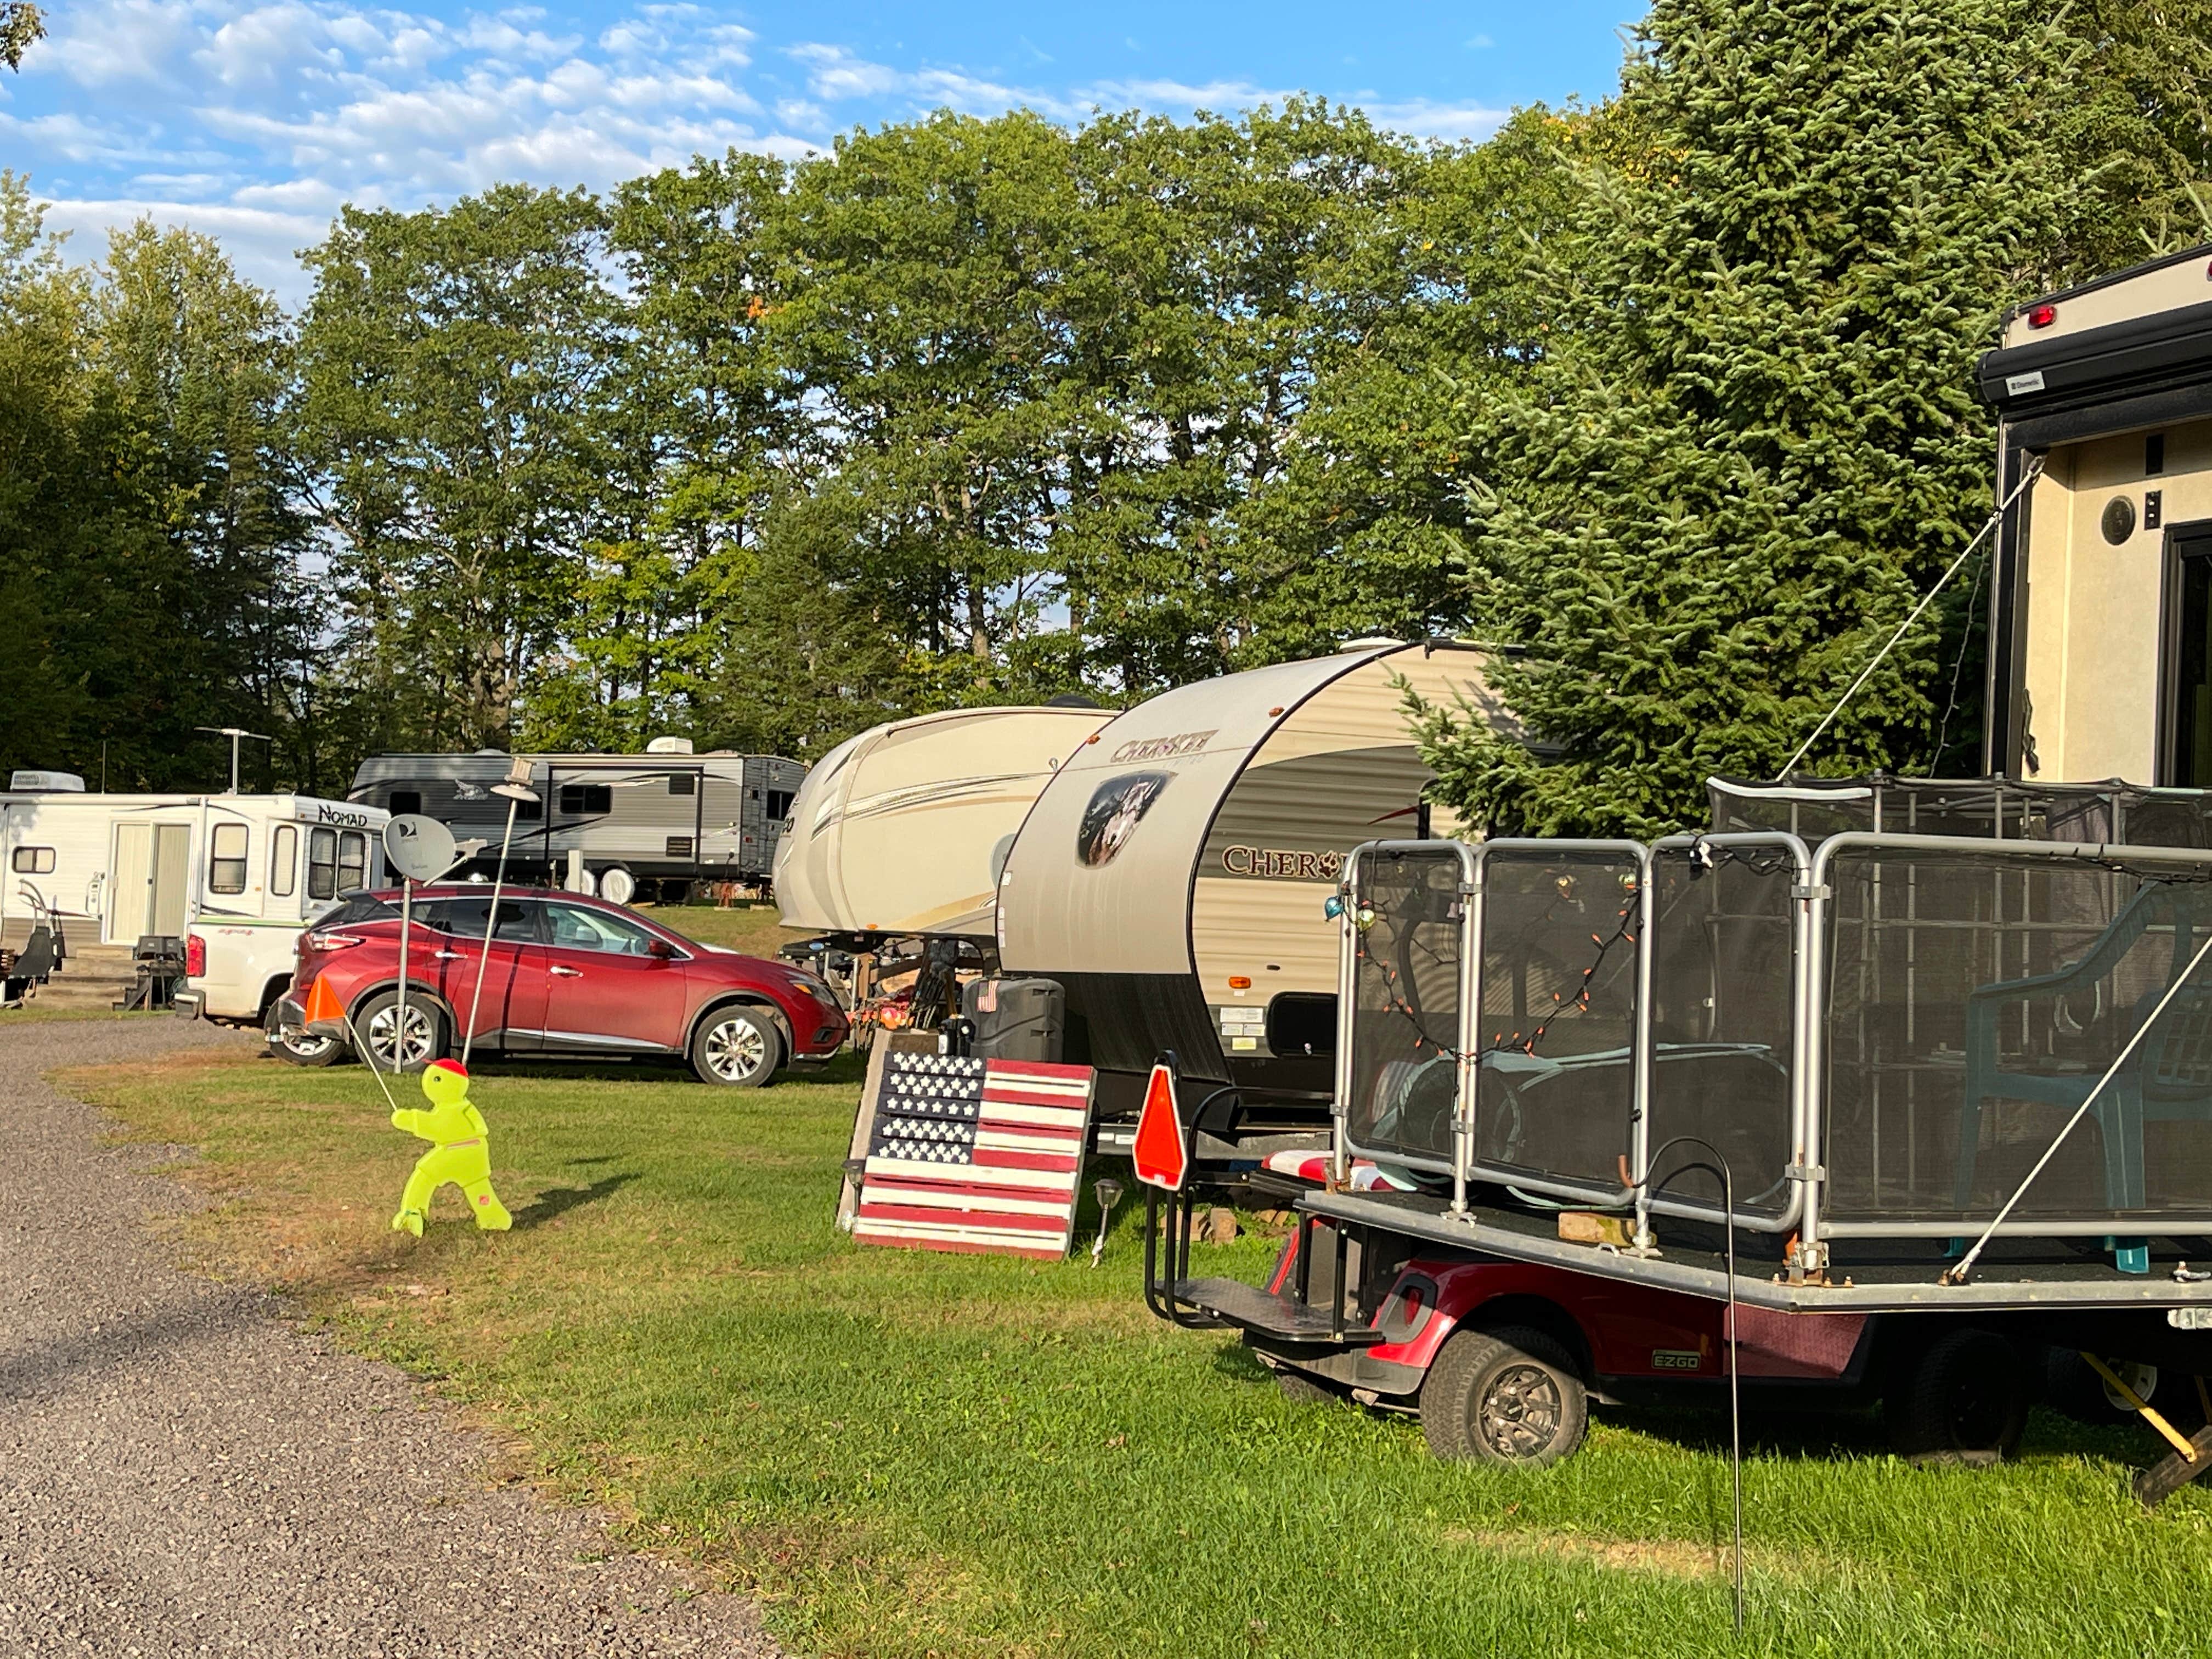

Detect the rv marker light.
xmin=2027 ymin=302 xmax=2057 ymax=328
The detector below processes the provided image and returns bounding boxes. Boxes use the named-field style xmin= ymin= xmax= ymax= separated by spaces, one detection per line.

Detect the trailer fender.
xmin=1364 ymin=1263 xmax=1598 ymax=1381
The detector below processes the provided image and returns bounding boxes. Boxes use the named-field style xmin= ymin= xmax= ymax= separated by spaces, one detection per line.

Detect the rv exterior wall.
xmin=1190 ymin=649 xmax=1486 ymax=1015
xmin=2001 ymin=251 xmax=2212 ymax=348
xmin=2019 ymin=416 xmax=2212 ymax=780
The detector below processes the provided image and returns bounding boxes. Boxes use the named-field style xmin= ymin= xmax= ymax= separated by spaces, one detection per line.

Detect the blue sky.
xmin=1 ymin=1 xmax=1641 ymax=298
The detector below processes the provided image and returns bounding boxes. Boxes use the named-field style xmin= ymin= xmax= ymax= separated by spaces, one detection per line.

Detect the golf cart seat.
xmin=1960 ymin=883 xmax=2212 ymax=1214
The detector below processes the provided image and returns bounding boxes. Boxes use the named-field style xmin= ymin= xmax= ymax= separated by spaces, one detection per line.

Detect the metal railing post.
xmin=1451 ymin=842 xmax=1483 ymax=1218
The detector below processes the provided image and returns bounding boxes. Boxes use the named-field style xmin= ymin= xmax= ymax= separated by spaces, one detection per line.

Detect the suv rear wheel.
xmin=355 ymin=990 xmax=448 ymax=1074
xmin=690 ymin=1004 xmax=782 ymax=1087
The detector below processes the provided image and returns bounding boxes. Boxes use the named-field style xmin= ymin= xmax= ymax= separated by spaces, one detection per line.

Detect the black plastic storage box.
xmin=963 ymin=977 xmax=1065 ymax=1062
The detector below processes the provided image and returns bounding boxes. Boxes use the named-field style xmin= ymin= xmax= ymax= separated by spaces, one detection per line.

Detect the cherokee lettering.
xmin=1223 ymin=845 xmax=1344 ymax=881
xmin=1110 ymin=729 xmax=1217 ymax=764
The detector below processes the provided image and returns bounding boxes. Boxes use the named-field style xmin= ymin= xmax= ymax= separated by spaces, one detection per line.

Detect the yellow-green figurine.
xmin=391 ymin=1058 xmax=512 ymax=1236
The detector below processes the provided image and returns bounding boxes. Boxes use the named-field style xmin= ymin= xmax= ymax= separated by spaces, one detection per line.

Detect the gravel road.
xmin=0 ymin=1017 xmax=780 ymax=1658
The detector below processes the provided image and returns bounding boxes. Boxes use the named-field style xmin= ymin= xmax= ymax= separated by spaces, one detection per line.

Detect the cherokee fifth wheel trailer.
xmin=1978 ymin=241 xmax=2212 ymax=783
xmin=348 ymin=743 xmax=804 ymax=904
xmin=995 ymin=640 xmax=1523 ymax=1149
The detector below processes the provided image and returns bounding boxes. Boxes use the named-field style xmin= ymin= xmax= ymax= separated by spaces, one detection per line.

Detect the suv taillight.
xmin=185 ymin=934 xmax=206 ymax=977
xmin=302 ymin=933 xmax=365 ymax=956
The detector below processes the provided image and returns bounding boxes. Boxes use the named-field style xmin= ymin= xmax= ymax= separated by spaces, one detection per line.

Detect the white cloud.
xmin=1362 ymin=99 xmax=1511 ymax=142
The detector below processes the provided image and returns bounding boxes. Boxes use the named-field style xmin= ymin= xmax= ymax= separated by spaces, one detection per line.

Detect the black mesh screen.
xmin=1643 ymin=845 xmax=1801 ymax=1216
xmin=1470 ymin=849 xmax=1642 ymax=1192
xmin=1822 ymin=846 xmax=2212 ymax=1223
xmin=1345 ymin=847 xmax=1465 ymax=1165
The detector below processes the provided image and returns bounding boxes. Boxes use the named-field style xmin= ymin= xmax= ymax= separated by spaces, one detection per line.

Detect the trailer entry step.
xmin=1172 ymin=1278 xmax=1387 ymax=1345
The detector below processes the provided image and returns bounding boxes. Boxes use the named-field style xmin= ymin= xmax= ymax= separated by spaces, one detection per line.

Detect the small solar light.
xmin=1090 ymin=1177 xmax=1125 ymax=1268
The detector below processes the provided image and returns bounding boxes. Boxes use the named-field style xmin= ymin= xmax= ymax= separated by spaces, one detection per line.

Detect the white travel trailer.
xmin=995 ymin=641 xmax=1523 ymax=1133
xmin=0 ymin=772 xmax=386 ymax=1022
xmin=774 ymin=703 xmax=1118 ymax=942
xmin=348 ymin=742 xmax=803 ymax=903
xmin=1978 ymin=241 xmax=2212 ymax=782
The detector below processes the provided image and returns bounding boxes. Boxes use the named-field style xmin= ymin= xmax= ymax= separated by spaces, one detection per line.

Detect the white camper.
xmin=995 ymin=641 xmax=1521 ymax=1128
xmin=0 ymin=772 xmax=386 ymax=1022
xmin=774 ymin=704 xmax=1118 ymax=941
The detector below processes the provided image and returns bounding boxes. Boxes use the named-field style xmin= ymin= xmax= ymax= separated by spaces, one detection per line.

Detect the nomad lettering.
xmin=1111 ymin=729 xmax=1216 ymax=763
xmin=1223 ymin=845 xmax=1345 ymax=881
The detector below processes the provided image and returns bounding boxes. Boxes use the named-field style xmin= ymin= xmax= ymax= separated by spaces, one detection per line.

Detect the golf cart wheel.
xmin=1277 ymin=1368 xmax=1336 ymax=1406
xmin=1421 ymin=1325 xmax=1587 ymax=1466
xmin=265 ymin=1000 xmax=342 ymax=1068
xmin=354 ymin=990 xmax=449 ymax=1075
xmin=690 ymin=1004 xmax=782 ymax=1087
xmin=1889 ymin=1328 xmax=2028 ymax=1466
xmin=598 ymin=865 xmax=636 ymax=906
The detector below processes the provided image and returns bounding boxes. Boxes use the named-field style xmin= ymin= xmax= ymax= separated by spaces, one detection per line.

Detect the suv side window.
xmin=545 ymin=902 xmax=665 ymax=956
xmin=316 ymin=895 xmax=398 ymax=928
xmin=417 ymin=896 xmax=541 ymax=944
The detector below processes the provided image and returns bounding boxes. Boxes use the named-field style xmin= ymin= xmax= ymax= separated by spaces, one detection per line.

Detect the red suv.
xmin=269 ymin=887 xmax=847 ymax=1087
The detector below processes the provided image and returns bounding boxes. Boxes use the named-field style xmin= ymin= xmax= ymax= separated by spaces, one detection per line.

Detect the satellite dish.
xmin=383 ymin=814 xmax=458 ymax=882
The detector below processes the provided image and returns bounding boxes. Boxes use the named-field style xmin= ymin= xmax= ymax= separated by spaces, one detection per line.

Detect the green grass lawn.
xmin=639 ymin=901 xmax=798 ymax=958
xmin=64 ymin=1046 xmax=2212 ymax=1658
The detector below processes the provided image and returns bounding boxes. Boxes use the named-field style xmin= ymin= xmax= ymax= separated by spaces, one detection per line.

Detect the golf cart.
xmin=1140 ymin=779 xmax=2212 ymax=1505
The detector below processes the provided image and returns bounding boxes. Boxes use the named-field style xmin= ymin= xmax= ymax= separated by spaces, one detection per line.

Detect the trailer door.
xmin=2162 ymin=520 xmax=2212 ymax=785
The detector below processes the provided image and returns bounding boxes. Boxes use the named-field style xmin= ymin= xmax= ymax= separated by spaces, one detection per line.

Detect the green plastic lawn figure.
xmin=391 ymin=1058 xmax=512 ymax=1237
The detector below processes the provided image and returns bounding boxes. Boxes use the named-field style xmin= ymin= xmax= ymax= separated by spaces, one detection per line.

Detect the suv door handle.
xmin=432 ymin=951 xmax=462 ymax=960
xmin=549 ymin=965 xmax=583 ymax=977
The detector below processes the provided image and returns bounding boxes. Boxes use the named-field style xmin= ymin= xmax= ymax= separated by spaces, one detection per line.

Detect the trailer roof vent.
xmin=9 ymin=770 xmax=86 ymax=792
xmin=645 ymin=736 xmax=695 ymax=755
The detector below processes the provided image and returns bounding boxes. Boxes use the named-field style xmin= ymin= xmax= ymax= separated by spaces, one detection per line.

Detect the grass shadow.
xmin=512 ymin=1172 xmax=638 ymax=1229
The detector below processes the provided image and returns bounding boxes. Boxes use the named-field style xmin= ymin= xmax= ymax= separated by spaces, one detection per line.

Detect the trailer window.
xmin=558 ymin=784 xmax=612 ymax=815
xmin=207 ymin=823 xmax=250 ymax=894
xmin=308 ymin=828 xmax=337 ymax=899
xmin=667 ymin=774 xmax=695 ymax=795
xmin=270 ymin=825 xmax=297 ymax=896
xmin=10 ymin=847 xmax=54 ymax=874
xmin=390 ymin=789 xmax=422 ymax=816
xmin=766 ymin=790 xmax=794 ymax=820
xmin=337 ymin=832 xmax=369 ymax=891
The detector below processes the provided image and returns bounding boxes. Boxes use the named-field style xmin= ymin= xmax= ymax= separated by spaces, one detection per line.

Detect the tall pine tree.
xmin=1415 ymin=0 xmax=2081 ymax=836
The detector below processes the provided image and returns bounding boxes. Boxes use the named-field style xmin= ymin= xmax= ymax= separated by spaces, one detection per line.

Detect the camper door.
xmin=111 ymin=820 xmax=192 ymax=943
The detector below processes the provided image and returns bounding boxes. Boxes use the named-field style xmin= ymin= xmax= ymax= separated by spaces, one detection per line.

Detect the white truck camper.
xmin=0 ymin=771 xmax=386 ymax=1023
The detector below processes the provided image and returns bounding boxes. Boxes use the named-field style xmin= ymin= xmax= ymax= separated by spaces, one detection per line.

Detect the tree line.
xmin=3 ymin=0 xmax=2210 ymax=828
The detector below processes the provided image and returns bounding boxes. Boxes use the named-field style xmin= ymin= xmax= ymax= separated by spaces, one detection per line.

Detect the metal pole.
xmin=394 ymin=876 xmax=412 ymax=1071
xmin=1450 ymin=846 xmax=1483 ymax=1218
xmin=462 ymin=795 xmax=521 ymax=1069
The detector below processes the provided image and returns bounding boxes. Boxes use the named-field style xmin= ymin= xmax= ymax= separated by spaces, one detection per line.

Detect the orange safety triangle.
xmin=302 ymin=973 xmax=345 ymax=1030
xmin=1131 ymin=1062 xmax=1188 ymax=1192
